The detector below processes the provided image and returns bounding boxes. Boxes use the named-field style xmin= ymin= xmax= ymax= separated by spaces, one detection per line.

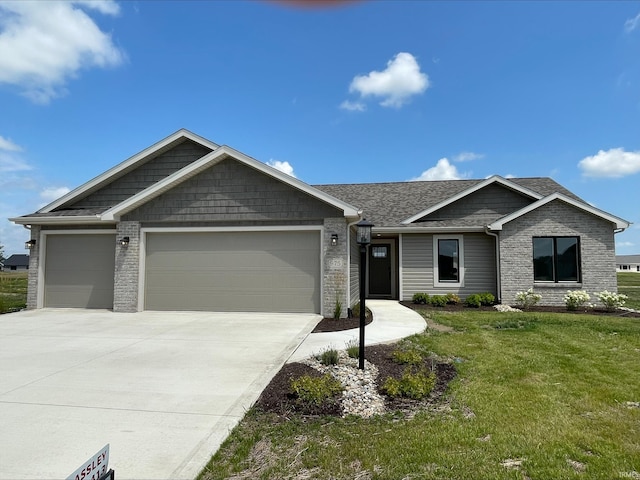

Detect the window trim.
xmin=533 ymin=236 xmax=581 ymax=283
xmin=433 ymin=234 xmax=464 ymax=287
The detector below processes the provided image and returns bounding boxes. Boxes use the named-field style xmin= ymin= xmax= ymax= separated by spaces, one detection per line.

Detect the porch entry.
xmin=367 ymin=240 xmax=397 ymax=299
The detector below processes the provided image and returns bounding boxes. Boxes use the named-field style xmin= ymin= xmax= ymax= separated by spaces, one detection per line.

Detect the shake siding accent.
xmin=500 ymin=200 xmax=617 ymax=306
xmin=401 ymin=233 xmax=496 ymax=300
xmin=123 ymin=158 xmax=341 ymax=223
xmin=417 ymin=184 xmax=533 ymax=224
xmin=70 ymin=140 xmax=212 ymax=209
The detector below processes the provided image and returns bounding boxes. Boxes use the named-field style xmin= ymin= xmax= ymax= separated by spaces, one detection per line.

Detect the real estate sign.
xmin=66 ymin=444 xmax=110 ymax=480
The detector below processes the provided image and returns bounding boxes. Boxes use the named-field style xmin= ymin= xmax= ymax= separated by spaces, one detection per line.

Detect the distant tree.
xmin=0 ymin=244 xmax=5 ymax=264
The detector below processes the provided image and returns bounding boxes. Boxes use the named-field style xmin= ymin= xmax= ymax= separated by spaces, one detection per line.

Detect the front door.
xmin=368 ymin=243 xmax=392 ymax=297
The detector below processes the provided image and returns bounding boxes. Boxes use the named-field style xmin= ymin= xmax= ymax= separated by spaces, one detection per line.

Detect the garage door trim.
xmin=138 ymin=226 xmax=324 ymax=313
xmin=38 ymin=229 xmax=117 ymax=308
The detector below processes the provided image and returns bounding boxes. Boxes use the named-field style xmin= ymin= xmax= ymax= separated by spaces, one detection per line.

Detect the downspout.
xmin=485 ymin=227 xmax=501 ymax=303
xmin=346 ymin=210 xmax=364 ymax=308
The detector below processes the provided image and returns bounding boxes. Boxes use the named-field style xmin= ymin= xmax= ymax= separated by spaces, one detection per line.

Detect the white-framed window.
xmin=433 ymin=234 xmax=464 ymax=287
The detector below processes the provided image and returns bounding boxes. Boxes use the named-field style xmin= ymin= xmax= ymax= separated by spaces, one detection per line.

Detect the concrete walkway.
xmin=287 ymin=300 xmax=427 ymax=363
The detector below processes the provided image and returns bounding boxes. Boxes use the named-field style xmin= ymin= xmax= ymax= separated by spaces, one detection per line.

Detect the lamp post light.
xmin=356 ymin=218 xmax=374 ymax=370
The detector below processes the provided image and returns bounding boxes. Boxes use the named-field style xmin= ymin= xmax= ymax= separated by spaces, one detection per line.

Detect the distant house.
xmin=3 ymin=254 xmax=29 ymax=271
xmin=616 ymin=255 xmax=640 ymax=273
xmin=9 ymin=129 xmax=631 ymax=313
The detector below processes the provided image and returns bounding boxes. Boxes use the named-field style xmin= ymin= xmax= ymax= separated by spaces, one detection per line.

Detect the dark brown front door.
xmin=369 ymin=243 xmax=392 ymax=296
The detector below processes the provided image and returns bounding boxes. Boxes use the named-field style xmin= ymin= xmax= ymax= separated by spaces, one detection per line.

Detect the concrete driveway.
xmin=0 ymin=309 xmax=320 ymax=480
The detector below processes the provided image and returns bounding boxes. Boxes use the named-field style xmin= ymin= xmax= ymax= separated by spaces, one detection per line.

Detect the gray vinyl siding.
xmin=416 ymin=183 xmax=533 ymax=225
xmin=123 ymin=158 xmax=342 ymax=223
xmin=401 ymin=233 xmax=497 ymax=300
xmin=70 ymin=140 xmax=212 ymax=209
xmin=500 ymin=200 xmax=617 ymax=306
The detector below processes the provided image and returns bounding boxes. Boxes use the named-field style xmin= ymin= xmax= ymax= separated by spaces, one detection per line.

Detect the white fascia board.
xmin=487 ymin=193 xmax=631 ymax=230
xmin=9 ymin=215 xmax=105 ymax=225
xmin=39 ymin=129 xmax=219 ymax=213
xmin=401 ymin=176 xmax=543 ymax=225
xmin=373 ymin=226 xmax=486 ymax=234
xmin=102 ymin=145 xmax=360 ymax=221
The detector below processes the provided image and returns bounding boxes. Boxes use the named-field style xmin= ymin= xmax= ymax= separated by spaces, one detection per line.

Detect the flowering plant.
xmin=595 ymin=291 xmax=628 ymax=312
xmin=514 ymin=288 xmax=541 ymax=309
xmin=563 ymin=290 xmax=591 ymax=311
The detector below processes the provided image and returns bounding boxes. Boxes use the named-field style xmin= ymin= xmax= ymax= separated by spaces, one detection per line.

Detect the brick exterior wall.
xmin=499 ymin=200 xmax=617 ymax=306
xmin=113 ymin=221 xmax=140 ymax=312
xmin=322 ymin=217 xmax=349 ymax=318
xmin=26 ymin=225 xmax=40 ymax=309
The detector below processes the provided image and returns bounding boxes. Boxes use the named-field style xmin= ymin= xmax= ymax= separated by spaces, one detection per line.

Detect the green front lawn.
xmin=200 ymin=310 xmax=640 ymax=479
xmin=0 ymin=272 xmax=27 ymax=313
xmin=618 ymin=272 xmax=640 ymax=310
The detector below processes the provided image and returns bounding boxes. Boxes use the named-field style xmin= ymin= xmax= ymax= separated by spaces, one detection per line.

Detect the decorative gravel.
xmin=303 ymin=351 xmax=386 ymax=418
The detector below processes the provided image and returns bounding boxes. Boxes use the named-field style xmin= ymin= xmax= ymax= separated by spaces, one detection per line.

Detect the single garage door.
xmin=144 ymin=231 xmax=320 ymax=313
xmin=44 ymin=234 xmax=116 ymax=308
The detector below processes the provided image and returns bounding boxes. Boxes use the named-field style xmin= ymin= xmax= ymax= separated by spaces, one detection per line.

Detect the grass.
xmin=618 ymin=272 xmax=640 ymax=310
xmin=199 ymin=310 xmax=640 ymax=480
xmin=0 ymin=272 xmax=28 ymax=313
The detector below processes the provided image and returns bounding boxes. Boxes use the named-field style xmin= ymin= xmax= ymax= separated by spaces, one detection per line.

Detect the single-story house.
xmin=616 ymin=255 xmax=640 ymax=273
xmin=2 ymin=254 xmax=30 ymax=272
xmin=10 ymin=129 xmax=631 ymax=314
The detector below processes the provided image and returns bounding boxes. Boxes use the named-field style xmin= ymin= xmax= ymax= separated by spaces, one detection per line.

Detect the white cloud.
xmin=40 ymin=186 xmax=71 ymax=204
xmin=410 ymin=158 xmax=468 ymax=181
xmin=452 ymin=151 xmax=484 ymax=162
xmin=267 ymin=160 xmax=296 ymax=178
xmin=578 ymin=148 xmax=640 ymax=178
xmin=348 ymin=52 xmax=429 ymax=108
xmin=0 ymin=136 xmax=22 ymax=152
xmin=616 ymin=241 xmax=635 ymax=248
xmin=0 ymin=1 xmax=124 ymax=104
xmin=624 ymin=12 xmax=640 ymax=33
xmin=339 ymin=100 xmax=366 ymax=112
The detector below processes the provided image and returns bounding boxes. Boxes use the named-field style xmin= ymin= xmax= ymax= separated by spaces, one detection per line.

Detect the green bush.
xmin=465 ymin=294 xmax=482 ymax=308
xmin=445 ymin=293 xmax=461 ymax=305
xmin=412 ymin=292 xmax=430 ymax=304
xmin=291 ymin=374 xmax=343 ymax=405
xmin=479 ymin=292 xmax=495 ymax=306
xmin=392 ymin=348 xmax=423 ymax=365
xmin=345 ymin=338 xmax=359 ymax=359
xmin=318 ymin=347 xmax=339 ymax=366
xmin=430 ymin=295 xmax=447 ymax=307
xmin=381 ymin=368 xmax=436 ymax=400
xmin=333 ymin=299 xmax=342 ymax=319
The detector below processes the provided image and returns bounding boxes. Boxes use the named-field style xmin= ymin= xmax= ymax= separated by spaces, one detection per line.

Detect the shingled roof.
xmin=313 ymin=177 xmax=582 ymax=227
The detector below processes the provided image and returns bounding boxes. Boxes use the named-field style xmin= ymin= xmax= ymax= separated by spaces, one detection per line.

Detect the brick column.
xmin=26 ymin=225 xmax=40 ymax=309
xmin=323 ymin=217 xmax=349 ymax=318
xmin=113 ymin=221 xmax=140 ymax=312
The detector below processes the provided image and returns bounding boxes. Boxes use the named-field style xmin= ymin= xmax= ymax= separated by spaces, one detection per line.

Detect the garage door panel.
xmin=145 ymin=231 xmax=320 ymax=313
xmin=44 ymin=234 xmax=116 ymax=309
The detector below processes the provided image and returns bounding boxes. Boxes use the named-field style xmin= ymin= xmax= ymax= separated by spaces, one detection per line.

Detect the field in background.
xmin=618 ymin=272 xmax=640 ymax=310
xmin=0 ymin=272 xmax=28 ymax=313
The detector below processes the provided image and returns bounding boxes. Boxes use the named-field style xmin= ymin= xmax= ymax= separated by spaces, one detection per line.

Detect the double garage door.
xmin=144 ymin=231 xmax=321 ymax=313
xmin=43 ymin=231 xmax=321 ymax=313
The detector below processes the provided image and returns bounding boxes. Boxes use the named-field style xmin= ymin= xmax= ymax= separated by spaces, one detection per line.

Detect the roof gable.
xmin=4 ymin=254 xmax=29 ymax=267
xmin=401 ymin=176 xmax=542 ymax=225
xmin=487 ymin=193 xmax=630 ymax=230
xmin=39 ymin=129 xmax=219 ymax=213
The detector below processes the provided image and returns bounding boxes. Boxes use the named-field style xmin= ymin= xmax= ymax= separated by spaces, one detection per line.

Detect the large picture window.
xmin=433 ymin=235 xmax=464 ymax=287
xmin=533 ymin=236 xmax=580 ymax=282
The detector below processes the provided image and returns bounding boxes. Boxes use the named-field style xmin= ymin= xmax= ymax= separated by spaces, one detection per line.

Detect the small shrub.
xmin=351 ymin=302 xmax=360 ymax=318
xmin=318 ymin=347 xmax=339 ymax=366
xmin=412 ymin=292 xmax=430 ymax=304
xmin=515 ymin=288 xmax=542 ymax=309
xmin=345 ymin=338 xmax=359 ymax=359
xmin=465 ymin=294 xmax=482 ymax=308
xmin=445 ymin=293 xmax=461 ymax=305
xmin=430 ymin=295 xmax=447 ymax=307
xmin=291 ymin=374 xmax=343 ymax=405
xmin=564 ymin=290 xmax=591 ymax=311
xmin=381 ymin=368 xmax=436 ymax=400
xmin=479 ymin=292 xmax=495 ymax=306
xmin=333 ymin=299 xmax=342 ymax=319
xmin=392 ymin=348 xmax=423 ymax=365
xmin=595 ymin=290 xmax=628 ymax=312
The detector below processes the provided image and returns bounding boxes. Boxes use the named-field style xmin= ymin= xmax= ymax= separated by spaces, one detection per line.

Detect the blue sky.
xmin=1 ymin=0 xmax=639 ymax=256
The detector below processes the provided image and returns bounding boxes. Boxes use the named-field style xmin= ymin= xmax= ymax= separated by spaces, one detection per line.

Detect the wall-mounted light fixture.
xmin=119 ymin=236 xmax=130 ymax=247
xmin=330 ymin=234 xmax=338 ymax=247
xmin=25 ymin=239 xmax=36 ymax=250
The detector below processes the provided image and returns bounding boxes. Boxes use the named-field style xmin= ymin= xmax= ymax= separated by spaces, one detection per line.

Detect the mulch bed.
xmin=255 ymin=343 xmax=456 ymax=418
xmin=312 ymin=312 xmax=373 ymax=332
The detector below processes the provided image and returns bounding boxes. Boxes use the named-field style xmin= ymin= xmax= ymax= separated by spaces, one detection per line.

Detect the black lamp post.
xmin=356 ymin=218 xmax=374 ymax=370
